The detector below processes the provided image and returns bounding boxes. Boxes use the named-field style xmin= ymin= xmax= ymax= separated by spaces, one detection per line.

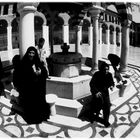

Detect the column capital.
xmin=89 ymin=5 xmax=104 ymax=18
xmin=59 ymin=13 xmax=70 ymax=25
xmin=17 ymin=3 xmax=39 ymax=14
xmin=6 ymin=15 xmax=15 ymax=27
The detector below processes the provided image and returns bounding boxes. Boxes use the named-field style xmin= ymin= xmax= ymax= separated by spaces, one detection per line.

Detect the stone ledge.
xmin=55 ymin=98 xmax=83 ymax=118
xmin=46 ymin=75 xmax=92 ymax=99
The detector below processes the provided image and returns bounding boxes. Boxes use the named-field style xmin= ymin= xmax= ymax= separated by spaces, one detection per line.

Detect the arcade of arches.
xmin=0 ymin=2 xmax=139 ymax=73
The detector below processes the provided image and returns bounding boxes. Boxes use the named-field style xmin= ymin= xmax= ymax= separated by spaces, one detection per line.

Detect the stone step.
xmin=48 ymin=114 xmax=89 ymax=130
xmin=46 ymin=75 xmax=91 ymax=100
xmin=55 ymin=98 xmax=83 ymax=118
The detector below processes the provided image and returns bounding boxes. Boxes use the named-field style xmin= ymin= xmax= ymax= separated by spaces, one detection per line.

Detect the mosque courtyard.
xmin=0 ymin=61 xmax=140 ymax=138
xmin=0 ymin=2 xmax=140 ymax=138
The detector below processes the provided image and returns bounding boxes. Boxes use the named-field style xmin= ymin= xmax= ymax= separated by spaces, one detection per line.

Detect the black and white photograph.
xmin=0 ymin=0 xmax=140 ymax=138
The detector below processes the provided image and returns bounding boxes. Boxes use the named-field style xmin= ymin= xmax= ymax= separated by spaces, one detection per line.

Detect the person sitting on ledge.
xmin=108 ymin=53 xmax=127 ymax=85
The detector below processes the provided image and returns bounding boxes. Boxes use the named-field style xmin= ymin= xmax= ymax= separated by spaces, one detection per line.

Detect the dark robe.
xmin=12 ymin=48 xmax=50 ymax=124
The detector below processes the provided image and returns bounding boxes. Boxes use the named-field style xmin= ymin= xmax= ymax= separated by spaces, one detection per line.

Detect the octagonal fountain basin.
xmin=50 ymin=52 xmax=82 ymax=78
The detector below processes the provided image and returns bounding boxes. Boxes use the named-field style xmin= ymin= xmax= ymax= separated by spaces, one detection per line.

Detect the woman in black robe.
xmin=12 ymin=46 xmax=50 ymax=124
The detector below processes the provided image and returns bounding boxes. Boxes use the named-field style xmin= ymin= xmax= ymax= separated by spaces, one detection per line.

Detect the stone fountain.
xmin=46 ymin=43 xmax=91 ymax=117
xmin=50 ymin=43 xmax=82 ymax=78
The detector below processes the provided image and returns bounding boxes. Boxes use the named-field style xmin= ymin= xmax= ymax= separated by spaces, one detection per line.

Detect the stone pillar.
xmin=63 ymin=24 xmax=69 ymax=44
xmin=88 ymin=24 xmax=93 ymax=57
xmin=120 ymin=20 xmax=131 ymax=73
xmin=1 ymin=6 xmax=4 ymax=15
xmin=7 ymin=20 xmax=13 ymax=62
xmin=76 ymin=25 xmax=82 ymax=54
xmin=89 ymin=5 xmax=104 ymax=73
xmin=17 ymin=3 xmax=38 ymax=57
xmin=42 ymin=24 xmax=50 ymax=57
xmin=59 ymin=13 xmax=70 ymax=45
xmin=99 ymin=23 xmax=102 ymax=58
xmin=106 ymin=28 xmax=110 ymax=57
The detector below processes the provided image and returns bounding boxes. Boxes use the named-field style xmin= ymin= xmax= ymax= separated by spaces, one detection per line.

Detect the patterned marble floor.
xmin=0 ymin=66 xmax=140 ymax=138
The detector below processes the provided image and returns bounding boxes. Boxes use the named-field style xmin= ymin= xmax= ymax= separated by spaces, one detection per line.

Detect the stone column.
xmin=89 ymin=5 xmax=104 ymax=73
xmin=59 ymin=13 xmax=70 ymax=45
xmin=63 ymin=24 xmax=69 ymax=44
xmin=17 ymin=3 xmax=38 ymax=57
xmin=0 ymin=6 xmax=4 ymax=15
xmin=120 ymin=20 xmax=131 ymax=73
xmin=106 ymin=28 xmax=110 ymax=57
xmin=76 ymin=25 xmax=82 ymax=54
xmin=99 ymin=23 xmax=102 ymax=58
xmin=88 ymin=24 xmax=93 ymax=57
xmin=7 ymin=20 xmax=13 ymax=62
xmin=42 ymin=24 xmax=50 ymax=57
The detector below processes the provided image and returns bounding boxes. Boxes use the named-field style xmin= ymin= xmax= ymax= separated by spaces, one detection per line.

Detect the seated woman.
xmin=12 ymin=46 xmax=50 ymax=124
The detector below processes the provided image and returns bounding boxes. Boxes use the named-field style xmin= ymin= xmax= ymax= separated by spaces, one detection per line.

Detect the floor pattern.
xmin=0 ymin=66 xmax=140 ymax=138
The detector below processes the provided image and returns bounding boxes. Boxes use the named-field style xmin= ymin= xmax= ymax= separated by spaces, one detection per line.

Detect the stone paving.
xmin=0 ymin=66 xmax=140 ymax=138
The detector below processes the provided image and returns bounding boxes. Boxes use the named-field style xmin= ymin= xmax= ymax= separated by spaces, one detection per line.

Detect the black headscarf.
xmin=22 ymin=46 xmax=40 ymax=68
